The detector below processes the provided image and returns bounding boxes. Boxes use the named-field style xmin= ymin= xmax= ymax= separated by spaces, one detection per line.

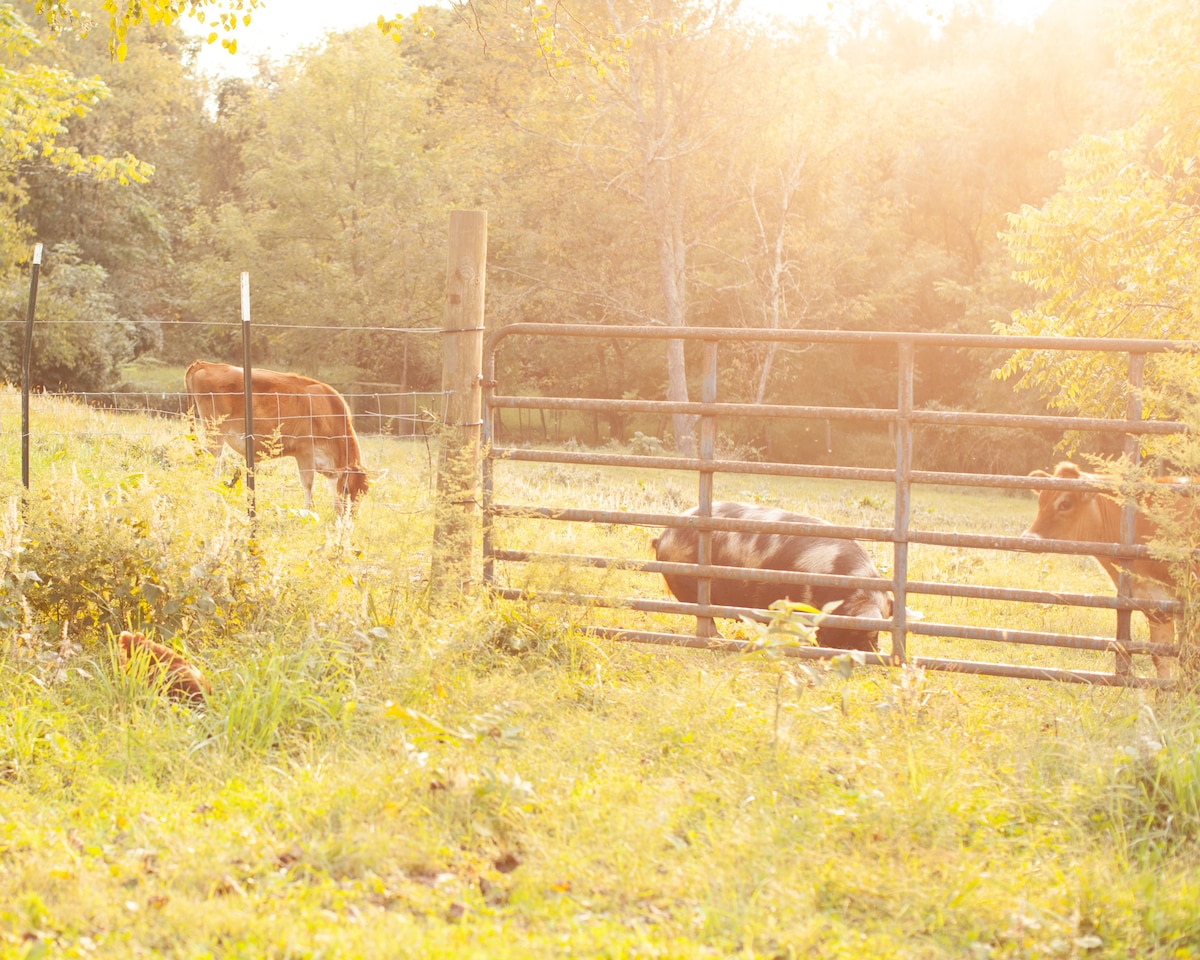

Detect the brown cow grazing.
xmin=185 ymin=361 xmax=369 ymax=514
xmin=1024 ymin=461 xmax=1182 ymax=679
xmin=652 ymin=502 xmax=893 ymax=651
xmin=118 ymin=631 xmax=211 ymax=703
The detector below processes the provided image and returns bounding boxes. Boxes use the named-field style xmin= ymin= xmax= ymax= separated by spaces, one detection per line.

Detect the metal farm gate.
xmin=481 ymin=325 xmax=1197 ymax=689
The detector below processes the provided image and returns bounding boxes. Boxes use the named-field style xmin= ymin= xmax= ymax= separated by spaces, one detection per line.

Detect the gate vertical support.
xmin=432 ymin=210 xmax=488 ymax=603
xmin=696 ymin=340 xmax=718 ymax=639
xmin=891 ymin=340 xmax=914 ymax=663
xmin=1115 ymin=352 xmax=1145 ymax=678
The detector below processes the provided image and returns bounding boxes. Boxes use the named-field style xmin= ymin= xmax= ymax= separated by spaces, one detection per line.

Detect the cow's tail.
xmin=183 ymin=361 xmax=205 ymax=455
xmin=338 ymin=394 xmax=365 ymax=470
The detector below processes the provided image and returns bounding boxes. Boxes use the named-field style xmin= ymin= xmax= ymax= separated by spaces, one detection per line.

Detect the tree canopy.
xmin=999 ymin=0 xmax=1200 ymax=431
xmin=2 ymin=0 xmax=1160 ymax=469
xmin=1 ymin=3 xmax=152 ymax=266
xmin=33 ymin=0 xmax=260 ymax=59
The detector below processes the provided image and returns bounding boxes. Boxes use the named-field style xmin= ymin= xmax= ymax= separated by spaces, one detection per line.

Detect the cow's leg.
xmin=204 ymin=428 xmax=225 ymax=459
xmin=189 ymin=407 xmax=221 ymax=459
xmin=217 ymin=432 xmax=246 ymax=488
xmin=310 ymin=448 xmax=346 ymax=515
xmin=191 ymin=417 xmax=227 ymax=481
xmin=332 ymin=472 xmax=350 ymax=516
xmin=215 ymin=446 xmax=242 ymax=489
xmin=292 ymin=451 xmax=316 ymax=510
xmin=1149 ymin=618 xmax=1174 ymax=682
xmin=295 ymin=466 xmax=316 ymax=510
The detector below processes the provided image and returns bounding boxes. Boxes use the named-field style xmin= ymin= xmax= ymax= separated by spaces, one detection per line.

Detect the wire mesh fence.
xmin=0 ymin=384 xmax=450 ymax=517
xmin=42 ymin=387 xmax=452 ymax=438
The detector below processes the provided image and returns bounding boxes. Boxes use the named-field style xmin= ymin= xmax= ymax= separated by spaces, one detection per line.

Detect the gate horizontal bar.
xmin=490 ymin=503 xmax=1155 ymax=562
xmin=492 ymin=548 xmax=891 ymax=592
xmin=495 ymin=394 xmax=893 ymax=422
xmin=492 ymin=447 xmax=1188 ymax=494
xmin=498 ymin=587 xmax=1175 ymax=656
xmin=581 ymin=627 xmax=1171 ymax=689
xmin=491 ymin=394 xmax=1180 ymax=435
xmin=906 ymin=620 xmax=1178 ymax=656
xmin=906 ymin=656 xmax=1172 ymax=689
xmin=492 ymin=502 xmax=886 ymax=538
xmin=573 ymin=625 xmax=893 ymax=665
xmin=486 ymin=322 xmax=1200 ymax=355
xmin=488 ymin=549 xmax=1180 ymax=616
xmin=494 ymin=447 xmax=898 ymax=481
xmin=491 ymin=586 xmax=888 ymax=634
xmin=915 ymin=408 xmax=1182 ymax=434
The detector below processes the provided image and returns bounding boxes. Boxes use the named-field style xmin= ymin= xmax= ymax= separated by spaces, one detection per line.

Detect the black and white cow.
xmin=652 ymin=501 xmax=892 ymax=651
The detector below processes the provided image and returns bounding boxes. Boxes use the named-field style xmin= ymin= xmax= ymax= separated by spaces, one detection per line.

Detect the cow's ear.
xmin=1029 ymin=469 xmax=1050 ymax=478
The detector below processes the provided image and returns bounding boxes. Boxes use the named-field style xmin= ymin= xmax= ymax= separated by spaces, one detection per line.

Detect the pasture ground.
xmin=0 ymin=393 xmax=1197 ymax=959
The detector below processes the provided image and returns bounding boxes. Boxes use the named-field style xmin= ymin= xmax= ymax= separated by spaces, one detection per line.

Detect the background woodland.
xmin=1 ymin=0 xmax=1193 ymax=469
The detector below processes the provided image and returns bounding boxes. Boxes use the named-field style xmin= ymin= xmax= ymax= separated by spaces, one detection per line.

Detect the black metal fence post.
xmin=240 ymin=272 xmax=256 ymax=526
xmin=20 ymin=243 xmax=43 ymax=492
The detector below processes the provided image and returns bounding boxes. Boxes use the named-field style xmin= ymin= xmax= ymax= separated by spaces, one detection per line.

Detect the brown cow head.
xmin=336 ymin=467 xmax=371 ymax=514
xmin=1024 ymin=461 xmax=1104 ymax=541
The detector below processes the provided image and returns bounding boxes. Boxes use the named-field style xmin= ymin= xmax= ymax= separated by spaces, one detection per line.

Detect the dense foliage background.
xmin=0 ymin=0 xmax=1185 ymax=468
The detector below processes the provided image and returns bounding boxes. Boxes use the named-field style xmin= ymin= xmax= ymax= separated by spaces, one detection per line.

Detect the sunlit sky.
xmin=186 ymin=0 xmax=1056 ymax=77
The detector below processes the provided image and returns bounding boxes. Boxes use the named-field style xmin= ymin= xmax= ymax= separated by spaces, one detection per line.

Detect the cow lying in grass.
xmin=1024 ymin=461 xmax=1185 ymax=680
xmin=652 ymin=501 xmax=893 ymax=651
xmin=118 ymin=631 xmax=211 ymax=703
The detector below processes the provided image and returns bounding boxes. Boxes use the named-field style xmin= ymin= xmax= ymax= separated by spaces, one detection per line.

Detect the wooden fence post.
xmin=431 ymin=211 xmax=487 ymax=602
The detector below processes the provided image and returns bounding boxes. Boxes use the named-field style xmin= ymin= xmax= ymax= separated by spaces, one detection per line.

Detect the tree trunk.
xmin=647 ymin=29 xmax=695 ymax=454
xmin=754 ymin=341 xmax=779 ymax=405
xmin=660 ymin=221 xmax=693 ymax=453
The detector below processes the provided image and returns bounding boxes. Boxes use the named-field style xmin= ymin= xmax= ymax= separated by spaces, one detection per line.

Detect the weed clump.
xmin=1106 ymin=705 xmax=1200 ymax=855
xmin=8 ymin=475 xmax=280 ymax=646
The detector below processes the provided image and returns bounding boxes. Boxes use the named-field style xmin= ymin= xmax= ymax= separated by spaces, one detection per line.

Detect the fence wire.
xmin=3 ymin=389 xmax=449 ymax=439
xmin=0 ymin=385 xmax=449 ymax=520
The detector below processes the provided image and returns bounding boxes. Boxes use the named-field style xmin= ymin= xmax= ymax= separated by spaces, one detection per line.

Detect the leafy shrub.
xmin=13 ymin=473 xmax=275 ymax=643
xmin=0 ymin=243 xmax=136 ymax=392
xmin=1127 ymin=382 xmax=1200 ymax=684
xmin=627 ymin=431 xmax=664 ymax=455
xmin=716 ymin=431 xmax=764 ymax=462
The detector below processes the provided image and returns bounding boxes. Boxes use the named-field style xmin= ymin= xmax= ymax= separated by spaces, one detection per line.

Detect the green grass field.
xmin=0 ymin=390 xmax=1197 ymax=959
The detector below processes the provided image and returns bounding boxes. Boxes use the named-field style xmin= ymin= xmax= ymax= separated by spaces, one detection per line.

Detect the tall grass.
xmin=0 ymin=392 xmax=1196 ymax=958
